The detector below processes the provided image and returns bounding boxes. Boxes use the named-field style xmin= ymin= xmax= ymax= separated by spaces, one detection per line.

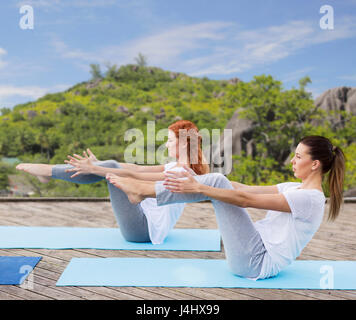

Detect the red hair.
xmin=168 ymin=120 xmax=209 ymax=175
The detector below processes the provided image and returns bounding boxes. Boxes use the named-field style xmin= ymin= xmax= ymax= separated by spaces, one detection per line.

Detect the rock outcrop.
xmin=315 ymin=87 xmax=356 ymax=115
xmin=212 ymin=86 xmax=356 ymax=174
xmin=314 ymin=87 xmax=356 ymax=128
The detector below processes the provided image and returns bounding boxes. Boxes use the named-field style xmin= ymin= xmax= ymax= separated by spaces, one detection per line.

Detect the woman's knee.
xmin=201 ymin=172 xmax=231 ymax=189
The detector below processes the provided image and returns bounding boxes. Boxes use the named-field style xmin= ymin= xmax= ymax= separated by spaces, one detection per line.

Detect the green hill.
xmin=0 ymin=64 xmax=235 ymax=163
xmin=0 ymin=64 xmax=239 ymax=196
xmin=0 ymin=64 xmax=354 ymax=197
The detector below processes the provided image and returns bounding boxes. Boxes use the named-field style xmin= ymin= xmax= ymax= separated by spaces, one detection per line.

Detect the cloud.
xmin=0 ymin=59 xmax=48 ymax=83
xmin=0 ymin=84 xmax=71 ymax=106
xmin=281 ymin=67 xmax=315 ymax=84
xmin=0 ymin=48 xmax=8 ymax=70
xmin=51 ymin=39 xmax=98 ymax=62
xmin=50 ymin=21 xmax=234 ymax=68
xmin=16 ymin=0 xmax=119 ymax=9
xmin=60 ymin=0 xmax=119 ymax=7
xmin=0 ymin=85 xmax=48 ymax=100
xmin=189 ymin=18 xmax=356 ymax=76
xmin=338 ymin=74 xmax=356 ymax=81
xmin=306 ymin=87 xmax=324 ymax=100
xmin=15 ymin=0 xmax=155 ymax=28
xmin=113 ymin=21 xmax=233 ymax=66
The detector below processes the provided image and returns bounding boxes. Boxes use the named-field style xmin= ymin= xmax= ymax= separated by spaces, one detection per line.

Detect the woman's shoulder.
xmin=282 ymin=182 xmax=325 ymax=197
xmin=284 ymin=185 xmax=326 ymax=212
xmin=277 ymin=182 xmax=301 ymax=193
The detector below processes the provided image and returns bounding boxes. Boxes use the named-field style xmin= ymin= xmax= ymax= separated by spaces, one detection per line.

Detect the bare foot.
xmin=106 ymin=174 xmax=146 ymax=204
xmin=16 ymin=163 xmax=52 ymax=184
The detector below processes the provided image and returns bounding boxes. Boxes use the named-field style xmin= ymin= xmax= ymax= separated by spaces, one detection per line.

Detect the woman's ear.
xmin=312 ymin=160 xmax=321 ymax=171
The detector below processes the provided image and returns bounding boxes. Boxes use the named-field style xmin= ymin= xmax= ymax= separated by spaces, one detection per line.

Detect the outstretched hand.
xmin=181 ymin=164 xmax=197 ymax=176
xmin=64 ymin=149 xmax=97 ymax=178
xmin=163 ymin=170 xmax=201 ymax=193
xmin=86 ymin=148 xmax=99 ymax=162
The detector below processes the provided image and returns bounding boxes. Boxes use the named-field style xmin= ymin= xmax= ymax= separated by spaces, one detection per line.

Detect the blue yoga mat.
xmin=0 ymin=256 xmax=41 ymax=285
xmin=0 ymin=226 xmax=220 ymax=251
xmin=56 ymin=258 xmax=356 ymax=289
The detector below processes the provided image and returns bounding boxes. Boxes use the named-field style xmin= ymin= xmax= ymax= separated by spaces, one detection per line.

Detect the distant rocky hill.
xmin=215 ymin=86 xmax=355 ymax=159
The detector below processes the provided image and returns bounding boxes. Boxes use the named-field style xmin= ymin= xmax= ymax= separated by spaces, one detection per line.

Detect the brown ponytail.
xmin=327 ymin=146 xmax=345 ymax=221
xmin=299 ymin=136 xmax=346 ymax=221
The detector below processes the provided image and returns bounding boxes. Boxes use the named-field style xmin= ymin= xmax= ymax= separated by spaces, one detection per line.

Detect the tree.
xmin=134 ymin=53 xmax=148 ymax=67
xmin=0 ymin=64 xmax=354 ymax=196
xmin=0 ymin=163 xmax=14 ymax=192
xmin=226 ymin=75 xmax=325 ymax=183
xmin=104 ymin=62 xmax=118 ymax=79
xmin=0 ymin=107 xmax=11 ymax=116
xmin=89 ymin=63 xmax=103 ymax=80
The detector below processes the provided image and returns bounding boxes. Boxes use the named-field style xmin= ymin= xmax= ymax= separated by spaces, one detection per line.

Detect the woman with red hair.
xmin=16 ymin=120 xmax=209 ymax=244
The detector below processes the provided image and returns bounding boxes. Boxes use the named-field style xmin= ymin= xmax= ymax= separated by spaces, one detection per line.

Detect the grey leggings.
xmin=52 ymin=160 xmax=150 ymax=243
xmin=155 ymin=173 xmax=267 ymax=279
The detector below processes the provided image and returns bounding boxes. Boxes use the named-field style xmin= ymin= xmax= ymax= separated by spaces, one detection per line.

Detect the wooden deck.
xmin=0 ymin=198 xmax=355 ymax=300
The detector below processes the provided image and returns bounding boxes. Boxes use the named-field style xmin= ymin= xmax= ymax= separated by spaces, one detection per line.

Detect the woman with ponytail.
xmin=108 ymin=135 xmax=346 ymax=280
xmin=16 ymin=120 xmax=208 ymax=245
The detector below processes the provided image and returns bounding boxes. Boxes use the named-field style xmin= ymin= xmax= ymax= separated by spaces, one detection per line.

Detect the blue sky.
xmin=0 ymin=0 xmax=356 ymax=108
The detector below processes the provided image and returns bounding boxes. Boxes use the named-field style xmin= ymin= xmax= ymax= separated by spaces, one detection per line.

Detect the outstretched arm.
xmin=164 ymin=171 xmax=291 ymax=213
xmin=117 ymin=163 xmax=166 ymax=173
xmin=83 ymin=164 xmax=166 ymax=181
xmin=74 ymin=148 xmax=166 ymax=173
xmin=231 ymin=181 xmax=279 ymax=194
xmin=64 ymin=153 xmax=166 ymax=181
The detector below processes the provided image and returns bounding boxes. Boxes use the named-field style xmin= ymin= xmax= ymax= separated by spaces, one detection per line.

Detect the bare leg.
xmin=17 ymin=162 xmax=151 ymax=242
xmin=106 ymin=174 xmax=155 ymax=204
xmin=16 ymin=163 xmax=53 ymax=183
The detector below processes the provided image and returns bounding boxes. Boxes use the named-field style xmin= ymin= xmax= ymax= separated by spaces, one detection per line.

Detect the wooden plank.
xmin=0 ymin=202 xmax=115 ymax=228
xmin=0 ymin=290 xmax=23 ymax=300
xmin=0 ymin=249 xmax=146 ymax=300
xmin=0 ymin=201 xmax=355 ymax=300
xmin=0 ymin=285 xmax=51 ymax=300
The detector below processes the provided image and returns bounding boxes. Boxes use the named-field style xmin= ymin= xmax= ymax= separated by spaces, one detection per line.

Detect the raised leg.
xmin=106 ymin=181 xmax=150 ymax=242
xmin=51 ymin=160 xmax=113 ymax=184
xmin=16 ymin=163 xmax=53 ymax=183
xmin=18 ymin=160 xmax=150 ymax=242
xmin=155 ymin=173 xmax=267 ymax=278
xmin=103 ymin=161 xmax=150 ymax=242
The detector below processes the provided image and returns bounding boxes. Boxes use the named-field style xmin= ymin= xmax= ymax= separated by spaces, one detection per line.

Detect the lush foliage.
xmin=226 ymin=76 xmax=356 ymax=195
xmin=0 ymin=64 xmax=234 ymax=196
xmin=0 ymin=64 xmax=354 ymax=197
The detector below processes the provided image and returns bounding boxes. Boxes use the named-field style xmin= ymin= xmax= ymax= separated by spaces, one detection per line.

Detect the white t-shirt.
xmin=254 ymin=182 xmax=326 ymax=280
xmin=140 ymin=162 xmax=186 ymax=244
